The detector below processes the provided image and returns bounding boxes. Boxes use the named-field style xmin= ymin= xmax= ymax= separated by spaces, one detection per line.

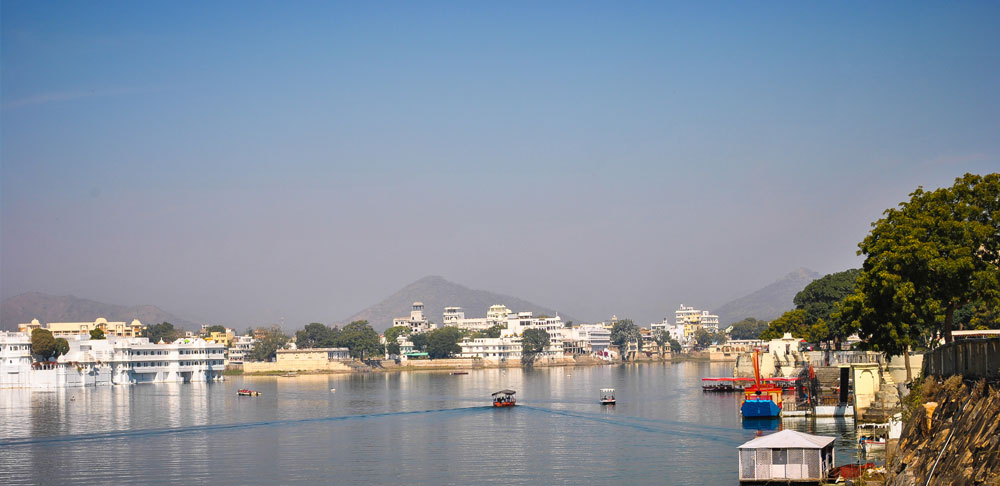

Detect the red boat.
xmin=740 ymin=351 xmax=783 ymax=418
xmin=237 ymin=389 xmax=261 ymax=397
xmin=492 ymin=389 xmax=516 ymax=407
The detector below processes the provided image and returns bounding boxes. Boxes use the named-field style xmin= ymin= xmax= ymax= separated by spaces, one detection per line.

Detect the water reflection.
xmin=0 ymin=362 xmax=863 ymax=485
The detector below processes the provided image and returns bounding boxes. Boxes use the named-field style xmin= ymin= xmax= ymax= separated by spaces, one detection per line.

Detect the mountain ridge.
xmin=0 ymin=292 xmax=201 ymax=331
xmin=712 ymin=267 xmax=821 ymax=326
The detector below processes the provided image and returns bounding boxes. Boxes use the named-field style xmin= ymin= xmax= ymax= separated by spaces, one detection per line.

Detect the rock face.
xmin=887 ymin=376 xmax=1000 ymax=486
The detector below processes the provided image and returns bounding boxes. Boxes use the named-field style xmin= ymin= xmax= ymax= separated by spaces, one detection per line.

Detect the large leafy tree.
xmin=839 ymin=173 xmax=999 ymax=380
xmin=383 ymin=326 xmax=411 ymax=343
xmin=425 ymin=327 xmax=462 ymax=359
xmin=609 ymin=318 xmax=641 ymax=360
xmin=728 ymin=318 xmax=769 ymax=340
xmin=248 ymin=326 xmax=290 ymax=362
xmin=484 ymin=323 xmax=506 ymax=338
xmin=31 ymin=328 xmax=58 ymax=360
xmin=652 ymin=329 xmax=670 ymax=356
xmin=295 ymin=322 xmax=340 ymax=348
xmin=849 ymin=173 xmax=999 ymax=345
xmin=793 ymin=269 xmax=861 ymax=346
xmin=54 ymin=338 xmax=70 ymax=357
xmin=89 ymin=328 xmax=106 ymax=340
xmin=339 ymin=321 xmax=383 ymax=359
xmin=520 ymin=328 xmax=550 ymax=366
xmin=144 ymin=322 xmax=183 ymax=344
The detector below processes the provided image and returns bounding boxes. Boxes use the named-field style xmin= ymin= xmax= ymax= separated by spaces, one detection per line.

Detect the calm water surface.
xmin=0 ymin=361 xmax=858 ymax=485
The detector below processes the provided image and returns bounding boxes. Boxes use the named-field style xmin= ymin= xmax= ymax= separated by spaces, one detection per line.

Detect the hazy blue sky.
xmin=3 ymin=1 xmax=998 ymax=329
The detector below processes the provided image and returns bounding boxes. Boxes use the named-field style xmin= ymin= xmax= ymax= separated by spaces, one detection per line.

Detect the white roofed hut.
xmin=737 ymin=430 xmax=836 ymax=484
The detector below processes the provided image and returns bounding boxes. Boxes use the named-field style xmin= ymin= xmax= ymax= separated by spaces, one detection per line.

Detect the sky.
xmin=2 ymin=1 xmax=999 ymax=330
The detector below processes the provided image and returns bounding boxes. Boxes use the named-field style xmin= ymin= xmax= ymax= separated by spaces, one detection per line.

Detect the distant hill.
xmin=713 ymin=268 xmax=821 ymax=326
xmin=0 ymin=292 xmax=200 ymax=331
xmin=339 ymin=276 xmax=575 ymax=331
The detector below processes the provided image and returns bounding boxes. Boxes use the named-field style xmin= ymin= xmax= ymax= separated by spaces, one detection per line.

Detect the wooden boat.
xmin=740 ymin=351 xmax=782 ymax=418
xmin=237 ymin=389 xmax=262 ymax=397
xmin=450 ymin=371 xmax=469 ymax=375
xmin=492 ymin=389 xmax=516 ymax=407
xmin=600 ymin=388 xmax=616 ymax=405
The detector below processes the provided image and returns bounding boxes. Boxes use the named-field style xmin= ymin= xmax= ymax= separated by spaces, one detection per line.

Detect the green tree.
xmin=520 ymin=328 xmax=550 ymax=366
xmin=712 ymin=331 xmax=728 ymax=345
xmin=728 ymin=318 xmax=769 ymax=340
xmin=838 ymin=173 xmax=1000 ymax=381
xmin=410 ymin=333 xmax=428 ymax=352
xmin=248 ymin=326 xmax=289 ymax=362
xmin=669 ymin=337 xmax=682 ymax=353
xmin=54 ymin=338 xmax=70 ymax=357
xmin=760 ymin=309 xmax=809 ymax=340
xmin=793 ymin=269 xmax=861 ymax=346
xmin=144 ymin=322 xmax=182 ymax=344
xmin=694 ymin=328 xmax=713 ymax=349
xmin=202 ymin=325 xmax=227 ymax=335
xmin=652 ymin=329 xmax=670 ymax=356
xmin=384 ymin=326 xmax=411 ymax=343
xmin=610 ymin=318 xmax=641 ymax=360
xmin=339 ymin=320 xmax=383 ymax=360
xmin=31 ymin=328 xmax=58 ymax=360
xmin=89 ymin=328 xmax=106 ymax=340
xmin=386 ymin=341 xmax=401 ymax=356
xmin=484 ymin=323 xmax=506 ymax=338
xmin=295 ymin=322 xmax=340 ymax=348
xmin=425 ymin=327 xmax=462 ymax=359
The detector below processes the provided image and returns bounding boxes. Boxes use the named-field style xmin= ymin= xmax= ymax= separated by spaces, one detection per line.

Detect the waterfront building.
xmin=18 ymin=317 xmax=146 ymax=338
xmin=1 ymin=331 xmax=33 ymax=388
xmin=458 ymin=335 xmax=565 ymax=363
xmin=441 ymin=304 xmax=511 ymax=331
xmin=737 ymin=430 xmax=836 ymax=483
xmin=276 ymin=347 xmax=350 ymax=363
xmin=1 ymin=332 xmax=225 ymax=388
xmin=392 ymin=302 xmax=436 ymax=333
xmin=201 ymin=326 xmax=235 ymax=347
xmin=562 ymin=324 xmax=611 ymax=354
xmin=227 ymin=335 xmax=255 ymax=364
xmin=674 ymin=304 xmax=720 ymax=334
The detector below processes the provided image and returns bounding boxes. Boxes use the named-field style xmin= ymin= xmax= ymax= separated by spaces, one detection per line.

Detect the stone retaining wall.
xmin=243 ymin=360 xmax=354 ymax=373
xmin=922 ymin=337 xmax=1000 ymax=379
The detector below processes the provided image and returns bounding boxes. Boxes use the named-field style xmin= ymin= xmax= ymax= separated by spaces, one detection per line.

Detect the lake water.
xmin=0 ymin=361 xmax=859 ymax=485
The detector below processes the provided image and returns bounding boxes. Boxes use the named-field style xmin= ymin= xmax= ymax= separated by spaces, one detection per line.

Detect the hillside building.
xmin=392 ymin=302 xmax=436 ymax=333
xmin=18 ymin=317 xmax=146 ymax=338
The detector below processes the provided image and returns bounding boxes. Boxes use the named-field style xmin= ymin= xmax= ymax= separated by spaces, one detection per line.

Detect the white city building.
xmin=563 ymin=324 xmax=612 ymax=353
xmin=675 ymin=304 xmax=720 ymax=334
xmin=228 ymin=335 xmax=255 ymax=364
xmin=393 ymin=302 xmax=436 ymax=333
xmin=0 ymin=331 xmax=226 ymax=389
xmin=442 ymin=304 xmax=511 ymax=332
xmin=458 ymin=335 xmax=565 ymax=364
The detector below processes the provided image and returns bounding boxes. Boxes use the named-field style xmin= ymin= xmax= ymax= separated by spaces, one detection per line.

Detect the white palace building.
xmin=1 ymin=330 xmax=225 ymax=389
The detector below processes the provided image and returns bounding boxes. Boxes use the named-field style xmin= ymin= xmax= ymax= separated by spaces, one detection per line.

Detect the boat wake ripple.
xmin=0 ymin=406 xmax=490 ymax=447
xmin=519 ymin=406 xmax=744 ymax=446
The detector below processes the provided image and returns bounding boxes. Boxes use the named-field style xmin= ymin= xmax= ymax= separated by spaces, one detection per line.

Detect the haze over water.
xmin=0 ymin=362 xmax=858 ymax=485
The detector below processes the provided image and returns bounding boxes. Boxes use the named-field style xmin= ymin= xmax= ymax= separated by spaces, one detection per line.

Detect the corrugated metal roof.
xmin=737 ymin=429 xmax=836 ymax=449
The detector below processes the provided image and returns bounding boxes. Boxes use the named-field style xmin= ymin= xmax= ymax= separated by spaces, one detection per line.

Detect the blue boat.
xmin=740 ymin=351 xmax=783 ymax=418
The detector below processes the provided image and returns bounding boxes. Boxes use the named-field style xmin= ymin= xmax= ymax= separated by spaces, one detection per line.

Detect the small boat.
xmin=741 ymin=351 xmax=782 ymax=418
xmin=237 ymin=389 xmax=262 ymax=397
xmin=600 ymin=388 xmax=616 ymax=405
xmin=450 ymin=371 xmax=469 ymax=375
xmin=492 ymin=389 xmax=516 ymax=407
xmin=857 ymin=423 xmax=889 ymax=457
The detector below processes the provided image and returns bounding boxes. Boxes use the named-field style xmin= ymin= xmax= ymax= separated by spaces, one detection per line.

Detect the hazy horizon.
xmin=3 ymin=2 xmax=998 ymax=329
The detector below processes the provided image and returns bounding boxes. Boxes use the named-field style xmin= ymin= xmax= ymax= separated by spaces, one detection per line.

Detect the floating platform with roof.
xmin=492 ymin=389 xmax=516 ymax=407
xmin=737 ymin=429 xmax=836 ymax=484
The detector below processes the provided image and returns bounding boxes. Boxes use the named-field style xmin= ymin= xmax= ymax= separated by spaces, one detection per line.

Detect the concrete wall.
xmin=922 ymin=338 xmax=1000 ymax=379
xmin=243 ymin=360 xmax=354 ymax=373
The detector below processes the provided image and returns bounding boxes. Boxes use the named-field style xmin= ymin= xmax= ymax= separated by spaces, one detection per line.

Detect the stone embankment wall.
xmin=381 ymin=358 xmax=484 ymax=370
xmin=887 ymin=376 xmax=1000 ymax=486
xmin=243 ymin=360 xmax=354 ymax=374
xmin=923 ymin=338 xmax=1000 ymax=380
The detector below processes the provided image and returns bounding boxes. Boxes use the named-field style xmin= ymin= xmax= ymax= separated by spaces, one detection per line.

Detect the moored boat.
xmin=740 ymin=351 xmax=782 ymax=418
xmin=238 ymin=389 xmax=262 ymax=397
xmin=492 ymin=389 xmax=516 ymax=407
xmin=600 ymin=388 xmax=616 ymax=405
